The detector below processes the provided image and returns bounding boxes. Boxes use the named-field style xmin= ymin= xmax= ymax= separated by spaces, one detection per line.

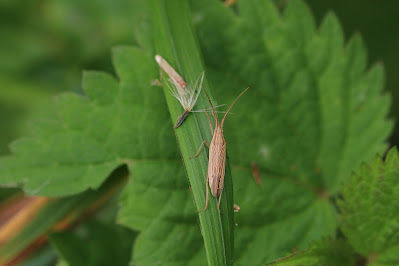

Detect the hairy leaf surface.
xmin=339 ymin=148 xmax=399 ymax=265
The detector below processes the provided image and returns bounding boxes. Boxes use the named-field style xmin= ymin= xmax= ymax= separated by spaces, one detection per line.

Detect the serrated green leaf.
xmin=0 ymin=47 xmax=177 ymax=196
xmin=339 ymin=147 xmax=399 ymax=265
xmin=192 ymin=0 xmax=391 ymax=263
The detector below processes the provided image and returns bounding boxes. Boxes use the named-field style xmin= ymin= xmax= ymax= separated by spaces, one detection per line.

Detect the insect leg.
xmin=198 ymin=175 xmax=209 ymax=213
xmin=217 ymin=187 xmax=224 ymax=214
xmin=190 ymin=140 xmax=210 ymax=159
xmin=204 ymin=109 xmax=214 ymax=134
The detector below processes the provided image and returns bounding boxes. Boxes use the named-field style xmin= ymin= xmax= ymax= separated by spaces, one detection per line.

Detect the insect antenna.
xmin=204 ymin=108 xmax=213 ymax=133
xmin=202 ymin=87 xmax=219 ymax=125
xmin=221 ymin=87 xmax=249 ymax=127
xmin=190 ymin=104 xmax=226 ymax=112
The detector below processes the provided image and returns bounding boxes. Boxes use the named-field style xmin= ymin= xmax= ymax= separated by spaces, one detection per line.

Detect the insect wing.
xmin=207 ymin=131 xmax=226 ymax=198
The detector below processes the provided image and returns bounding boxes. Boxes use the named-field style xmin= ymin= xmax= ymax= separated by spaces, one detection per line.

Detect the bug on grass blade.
xmin=155 ymin=55 xmax=203 ymax=128
xmin=191 ymin=87 xmax=249 ymax=213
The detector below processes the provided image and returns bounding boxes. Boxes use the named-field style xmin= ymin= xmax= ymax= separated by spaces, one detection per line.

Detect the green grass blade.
xmin=151 ymin=0 xmax=234 ymax=265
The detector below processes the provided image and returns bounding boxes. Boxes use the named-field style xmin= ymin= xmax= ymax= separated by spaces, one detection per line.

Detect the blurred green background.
xmin=0 ymin=0 xmax=398 ymax=156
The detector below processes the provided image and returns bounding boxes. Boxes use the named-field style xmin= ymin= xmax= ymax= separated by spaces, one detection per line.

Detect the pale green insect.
xmin=155 ymin=55 xmax=203 ymax=128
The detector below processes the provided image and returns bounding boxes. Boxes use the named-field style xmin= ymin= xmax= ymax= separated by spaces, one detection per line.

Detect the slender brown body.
xmin=208 ymin=126 xmax=226 ymax=198
xmin=191 ymin=87 xmax=249 ymax=213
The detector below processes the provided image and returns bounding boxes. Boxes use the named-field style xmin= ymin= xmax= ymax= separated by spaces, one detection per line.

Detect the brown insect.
xmin=191 ymin=87 xmax=249 ymax=213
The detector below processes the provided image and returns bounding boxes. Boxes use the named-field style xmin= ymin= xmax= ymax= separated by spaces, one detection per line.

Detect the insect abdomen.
xmin=208 ymin=129 xmax=226 ymax=198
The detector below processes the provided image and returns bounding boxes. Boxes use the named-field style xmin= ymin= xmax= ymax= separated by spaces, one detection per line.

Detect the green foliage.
xmin=0 ymin=48 xmax=177 ymax=196
xmin=339 ymin=147 xmax=399 ymax=265
xmin=0 ymin=77 xmax=54 ymax=155
xmin=0 ymin=0 xmax=140 ymax=85
xmin=0 ymin=0 xmax=394 ymax=265
xmin=191 ymin=0 xmax=391 ymax=263
xmin=270 ymin=238 xmax=357 ymax=266
xmin=0 ymin=0 xmax=146 ymax=156
xmin=0 ymin=167 xmax=128 ymax=262
xmin=50 ymin=220 xmax=137 ymax=266
xmin=307 ymin=0 xmax=399 ymax=146
xmin=269 ymin=148 xmax=399 ymax=265
xmin=192 ymin=0 xmax=392 ymax=192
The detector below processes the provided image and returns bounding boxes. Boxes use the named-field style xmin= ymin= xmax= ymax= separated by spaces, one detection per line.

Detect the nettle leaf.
xmin=269 ymin=238 xmax=357 ymax=266
xmin=339 ymin=148 xmax=399 ymax=265
xmin=190 ymin=0 xmax=392 ymax=263
xmin=0 ymin=0 xmax=393 ymax=265
xmin=0 ymin=47 xmax=178 ymax=196
xmin=193 ymin=0 xmax=392 ymax=190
